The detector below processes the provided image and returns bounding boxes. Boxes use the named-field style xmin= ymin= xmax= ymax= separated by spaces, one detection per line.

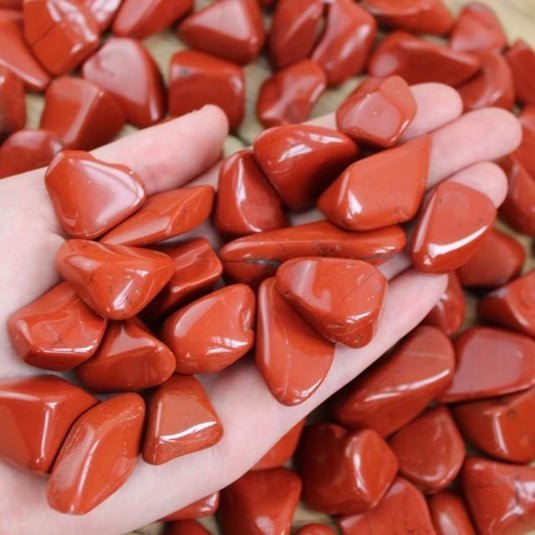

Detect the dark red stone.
xmin=512 ymin=106 xmax=535 ymax=181
xmin=163 ymin=492 xmax=219 ymax=522
xmin=0 ymin=65 xmax=25 ymax=142
xmin=505 ymin=40 xmax=535 ymax=106
xmin=428 ymin=491 xmax=477 ymax=535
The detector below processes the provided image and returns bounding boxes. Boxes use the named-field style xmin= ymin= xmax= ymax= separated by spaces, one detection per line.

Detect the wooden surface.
xmin=20 ymin=0 xmax=535 ymax=533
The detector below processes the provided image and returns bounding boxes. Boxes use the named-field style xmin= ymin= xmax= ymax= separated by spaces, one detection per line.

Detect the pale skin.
xmin=0 ymin=83 xmax=522 ymax=534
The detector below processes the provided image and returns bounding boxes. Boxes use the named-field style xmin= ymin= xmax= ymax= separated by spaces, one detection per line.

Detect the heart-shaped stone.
xmin=428 ymin=491 xmax=477 ymax=535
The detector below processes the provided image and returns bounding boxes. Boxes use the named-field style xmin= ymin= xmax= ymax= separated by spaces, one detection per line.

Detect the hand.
xmin=0 ymin=84 xmax=521 ymax=534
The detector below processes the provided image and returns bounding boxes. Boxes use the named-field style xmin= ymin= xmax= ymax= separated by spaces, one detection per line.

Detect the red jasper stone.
xmin=276 ymin=257 xmax=386 ymax=347
xmin=457 ymin=51 xmax=514 ymax=111
xmin=439 ymin=327 xmax=535 ymax=403
xmin=142 ymin=238 xmax=222 ymax=323
xmin=178 ymin=0 xmax=265 ymax=65
xmin=337 ymin=477 xmax=435 ymax=535
xmin=333 ymin=326 xmax=455 ymax=437
xmin=113 ymin=0 xmax=192 ymax=39
xmin=453 ymin=387 xmax=535 ymax=464
xmin=428 ymin=491 xmax=477 ymax=535
xmin=423 ymin=271 xmax=465 ymax=336
xmin=257 ymin=60 xmax=326 ymax=128
xmin=253 ymin=125 xmax=359 ymax=210
xmin=23 ymin=0 xmax=100 ymax=76
xmin=0 ymin=1 xmax=21 ymax=9
xmin=56 ymin=239 xmax=174 ymax=320
xmin=369 ymin=31 xmax=480 ymax=86
xmin=252 ymin=420 xmax=305 ymax=471
xmin=478 ymin=271 xmax=535 ymax=337
xmin=161 ymin=284 xmax=255 ymax=374
xmin=47 ymin=393 xmax=145 ymax=515
xmin=0 ymin=129 xmax=63 ymax=178
xmin=512 ymin=106 xmax=535 ymax=180
xmin=390 ymin=406 xmax=465 ymax=493
xmin=168 ymin=50 xmax=245 ymax=131
xmin=458 ymin=228 xmax=525 ymax=288
xmin=256 ymin=277 xmax=334 ymax=405
xmin=336 ymin=75 xmax=416 ymax=148
xmin=295 ymin=526 xmax=336 ymax=535
xmin=311 ymin=0 xmax=376 ymax=87
xmin=8 ymin=281 xmax=107 ymax=371
xmin=40 ymin=77 xmax=125 ymax=150
xmin=163 ymin=492 xmax=219 ymax=522
xmin=268 ymin=0 xmax=323 ymax=70
xmin=505 ymin=40 xmax=535 ymax=106
xmin=462 ymin=458 xmax=535 ymax=535
xmin=214 ymin=149 xmax=287 ymax=238
xmin=82 ymin=38 xmax=165 ymax=128
xmin=0 ymin=8 xmax=22 ymax=24
xmin=80 ymin=0 xmax=122 ymax=31
xmin=0 ymin=65 xmax=25 ymax=142
xmin=411 ymin=181 xmax=496 ymax=274
xmin=143 ymin=375 xmax=222 ymax=465
xmin=218 ymin=468 xmax=302 ymax=535
xmin=450 ymin=2 xmax=506 ymax=53
xmin=166 ymin=521 xmax=210 ymax=535
xmin=100 ymin=186 xmax=214 ymax=247
xmin=220 ymin=221 xmax=406 ymax=288
xmin=362 ymin=0 xmax=454 ymax=35
xmin=0 ymin=375 xmax=97 ymax=473
xmin=297 ymin=424 xmax=398 ymax=515
xmin=318 ymin=136 xmax=430 ymax=231
xmin=76 ymin=318 xmax=175 ymax=393
xmin=0 ymin=19 xmax=49 ymax=91
xmin=45 ymin=150 xmax=146 ymax=240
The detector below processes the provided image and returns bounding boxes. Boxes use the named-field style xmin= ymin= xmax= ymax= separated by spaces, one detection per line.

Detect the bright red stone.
xmin=512 ymin=106 xmax=535 ymax=182
xmin=333 ymin=326 xmax=455 ymax=437
xmin=428 ymin=491 xmax=477 ymax=535
xmin=163 ymin=492 xmax=219 ymax=522
xmin=0 ymin=65 xmax=25 ymax=142
xmin=295 ymin=526 xmax=336 ymax=535
xmin=505 ymin=40 xmax=535 ymax=106
xmin=165 ymin=521 xmax=210 ymax=535
xmin=0 ymin=375 xmax=97 ymax=473
xmin=80 ymin=0 xmax=122 ymax=31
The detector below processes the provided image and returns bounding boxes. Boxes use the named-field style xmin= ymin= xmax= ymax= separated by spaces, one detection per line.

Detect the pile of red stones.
xmin=1 ymin=0 xmax=535 ymax=534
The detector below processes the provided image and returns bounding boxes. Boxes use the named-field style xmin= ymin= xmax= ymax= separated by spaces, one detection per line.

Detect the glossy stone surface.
xmin=256 ymin=277 xmax=334 ymax=405
xmin=369 ymin=31 xmax=480 ymax=86
xmin=0 ymin=376 xmax=97 ymax=473
xmin=333 ymin=326 xmax=455 ymax=437
xmin=0 ymin=65 xmax=25 ymax=141
xmin=253 ymin=125 xmax=359 ymax=210
xmin=82 ymin=37 xmax=165 ymax=128
xmin=218 ymin=468 xmax=301 ymax=535
xmin=458 ymin=228 xmax=525 ymax=288
xmin=142 ymin=238 xmax=222 ymax=322
xmin=439 ymin=327 xmax=535 ymax=403
xmin=100 ymin=186 xmax=214 ymax=247
xmin=215 ymin=149 xmax=287 ymax=238
xmin=457 ymin=51 xmax=514 ymax=111
xmin=80 ymin=0 xmax=122 ymax=30
xmin=113 ymin=0 xmax=192 ymax=39
xmin=297 ymin=424 xmax=398 ymax=515
xmin=252 ymin=420 xmax=305 ymax=471
xmin=453 ymin=387 xmax=535 ymax=464
xmin=56 ymin=239 xmax=174 ymax=320
xmin=411 ymin=181 xmax=496 ymax=273
xmin=163 ymin=492 xmax=220 ymax=522
xmin=390 ymin=406 xmax=465 ymax=493
xmin=338 ymin=477 xmax=436 ymax=535
xmin=362 ymin=0 xmax=454 ymax=34
xmin=268 ymin=0 xmax=323 ymax=70
xmin=47 ymin=393 xmax=145 ymax=515
xmin=318 ymin=136 xmax=430 ymax=231
xmin=0 ymin=18 xmax=49 ymax=91
xmin=166 ymin=521 xmax=210 ymax=535
xmin=8 ymin=281 xmax=107 ymax=371
xmin=23 ymin=0 xmax=100 ymax=76
xmin=40 ymin=77 xmax=125 ymax=150
xmin=220 ymin=221 xmax=406 ymax=287
xmin=0 ymin=128 xmax=63 ymax=178
xmin=423 ymin=271 xmax=465 ymax=336
xmin=513 ymin=106 xmax=535 ymax=179
xmin=478 ymin=271 xmax=535 ymax=337
xmin=162 ymin=284 xmax=255 ymax=374
xmin=336 ymin=75 xmax=416 ymax=148
xmin=276 ymin=257 xmax=386 ymax=347
xmin=462 ymin=458 xmax=535 ymax=535
xmin=428 ymin=491 xmax=477 ymax=535
xmin=45 ymin=150 xmax=146 ymax=239
xmin=257 ymin=60 xmax=326 ymax=128
xmin=143 ymin=375 xmax=222 ymax=465
xmin=76 ymin=318 xmax=175 ymax=393
xmin=295 ymin=526 xmax=336 ymax=535
xmin=178 ymin=0 xmax=265 ymax=65
xmin=505 ymin=40 xmax=535 ymax=106
xmin=168 ymin=50 xmax=245 ymax=131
